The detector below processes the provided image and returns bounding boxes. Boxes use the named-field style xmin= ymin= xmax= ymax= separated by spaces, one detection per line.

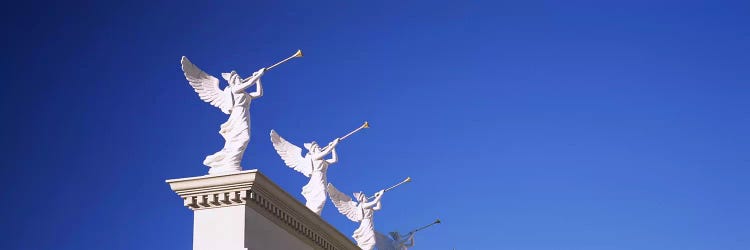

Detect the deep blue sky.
xmin=2 ymin=1 xmax=749 ymax=249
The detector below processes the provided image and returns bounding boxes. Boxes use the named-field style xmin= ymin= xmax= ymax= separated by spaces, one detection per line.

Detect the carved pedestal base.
xmin=166 ymin=170 xmax=359 ymax=250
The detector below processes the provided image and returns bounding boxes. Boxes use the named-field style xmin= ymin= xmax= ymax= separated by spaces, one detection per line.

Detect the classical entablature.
xmin=167 ymin=170 xmax=359 ymax=250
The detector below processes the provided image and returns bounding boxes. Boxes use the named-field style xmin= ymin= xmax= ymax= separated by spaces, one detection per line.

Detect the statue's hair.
xmin=304 ymin=141 xmax=318 ymax=151
xmin=221 ymin=70 xmax=238 ymax=81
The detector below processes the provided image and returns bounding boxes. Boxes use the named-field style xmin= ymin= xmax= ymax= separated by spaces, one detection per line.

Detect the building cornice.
xmin=166 ymin=170 xmax=359 ymax=250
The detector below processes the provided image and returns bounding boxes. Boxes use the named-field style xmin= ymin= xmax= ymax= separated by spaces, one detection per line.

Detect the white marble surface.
xmin=271 ymin=130 xmax=340 ymax=215
xmin=328 ymin=183 xmax=385 ymax=250
xmin=181 ymin=56 xmax=265 ymax=175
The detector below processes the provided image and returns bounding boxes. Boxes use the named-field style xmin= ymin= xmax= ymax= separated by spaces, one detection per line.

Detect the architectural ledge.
xmin=166 ymin=170 xmax=359 ymax=250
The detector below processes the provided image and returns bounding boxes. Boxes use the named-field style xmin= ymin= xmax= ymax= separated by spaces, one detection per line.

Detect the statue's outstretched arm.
xmin=313 ymin=138 xmax=339 ymax=160
xmin=405 ymin=235 xmax=414 ymax=247
xmin=234 ymin=77 xmax=256 ymax=92
xmin=326 ymin=148 xmax=338 ymax=164
xmin=248 ymin=79 xmax=263 ymax=99
xmin=373 ymin=200 xmax=382 ymax=210
xmin=363 ymin=190 xmax=384 ymax=209
xmin=235 ymin=68 xmax=265 ymax=92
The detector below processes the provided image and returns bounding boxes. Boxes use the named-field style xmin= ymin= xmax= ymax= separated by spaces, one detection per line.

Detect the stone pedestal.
xmin=166 ymin=170 xmax=359 ymax=250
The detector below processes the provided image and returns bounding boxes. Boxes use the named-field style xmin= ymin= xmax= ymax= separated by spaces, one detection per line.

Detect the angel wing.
xmin=327 ymin=183 xmax=364 ymax=222
xmin=270 ymin=130 xmax=312 ymax=177
xmin=375 ymin=231 xmax=396 ymax=250
xmin=181 ymin=56 xmax=233 ymax=114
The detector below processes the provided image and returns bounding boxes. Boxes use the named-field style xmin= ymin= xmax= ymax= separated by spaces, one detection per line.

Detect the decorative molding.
xmin=166 ymin=170 xmax=359 ymax=250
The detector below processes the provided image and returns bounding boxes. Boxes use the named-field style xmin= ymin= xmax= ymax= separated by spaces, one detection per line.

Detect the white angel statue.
xmin=375 ymin=231 xmax=415 ymax=250
xmin=181 ymin=56 xmax=265 ymax=175
xmin=270 ymin=130 xmax=340 ymax=215
xmin=327 ymin=183 xmax=385 ymax=250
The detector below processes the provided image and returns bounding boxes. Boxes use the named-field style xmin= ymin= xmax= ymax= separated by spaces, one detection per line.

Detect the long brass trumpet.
xmin=322 ymin=121 xmax=369 ymax=150
xmin=368 ymin=177 xmax=411 ymax=199
xmin=340 ymin=121 xmax=369 ymax=141
xmin=411 ymin=219 xmax=441 ymax=233
xmin=266 ymin=49 xmax=303 ymax=71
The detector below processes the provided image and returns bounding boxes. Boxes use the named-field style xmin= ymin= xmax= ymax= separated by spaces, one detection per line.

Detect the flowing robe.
xmin=354 ymin=206 xmax=376 ymax=250
xmin=203 ymin=89 xmax=250 ymax=174
xmin=302 ymin=156 xmax=329 ymax=214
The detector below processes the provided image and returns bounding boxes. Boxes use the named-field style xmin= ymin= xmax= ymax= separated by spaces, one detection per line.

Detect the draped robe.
xmin=203 ymin=89 xmax=250 ymax=174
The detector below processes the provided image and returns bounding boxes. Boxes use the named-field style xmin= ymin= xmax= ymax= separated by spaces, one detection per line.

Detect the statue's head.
xmin=221 ymin=70 xmax=241 ymax=86
xmin=354 ymin=192 xmax=366 ymax=202
xmin=389 ymin=232 xmax=401 ymax=241
xmin=304 ymin=141 xmax=320 ymax=153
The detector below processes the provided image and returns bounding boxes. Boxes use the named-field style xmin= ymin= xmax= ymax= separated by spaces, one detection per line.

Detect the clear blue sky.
xmin=1 ymin=1 xmax=748 ymax=249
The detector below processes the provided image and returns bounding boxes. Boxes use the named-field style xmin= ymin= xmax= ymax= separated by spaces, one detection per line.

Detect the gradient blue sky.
xmin=2 ymin=1 xmax=749 ymax=249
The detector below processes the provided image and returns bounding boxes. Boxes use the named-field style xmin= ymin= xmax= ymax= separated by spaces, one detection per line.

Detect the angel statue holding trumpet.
xmin=375 ymin=231 xmax=415 ymax=250
xmin=270 ymin=121 xmax=369 ymax=214
xmin=328 ymin=183 xmax=386 ymax=250
xmin=270 ymin=130 xmax=341 ymax=215
xmin=181 ymin=50 xmax=302 ymax=175
xmin=375 ymin=219 xmax=441 ymax=250
xmin=327 ymin=177 xmax=411 ymax=250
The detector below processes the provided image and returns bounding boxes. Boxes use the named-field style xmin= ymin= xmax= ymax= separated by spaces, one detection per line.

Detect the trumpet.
xmin=368 ymin=177 xmax=411 ymax=200
xmin=321 ymin=121 xmax=369 ymax=150
xmin=340 ymin=121 xmax=369 ymax=141
xmin=266 ymin=49 xmax=303 ymax=71
xmin=411 ymin=219 xmax=441 ymax=233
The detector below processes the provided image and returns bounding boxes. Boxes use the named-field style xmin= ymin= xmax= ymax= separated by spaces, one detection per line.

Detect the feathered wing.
xmin=270 ymin=130 xmax=312 ymax=177
xmin=327 ymin=183 xmax=364 ymax=222
xmin=181 ymin=56 xmax=233 ymax=114
xmin=375 ymin=231 xmax=396 ymax=250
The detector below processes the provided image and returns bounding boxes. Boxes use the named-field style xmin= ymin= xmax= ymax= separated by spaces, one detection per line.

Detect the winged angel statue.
xmin=181 ymin=56 xmax=265 ymax=175
xmin=374 ymin=231 xmax=415 ymax=250
xmin=270 ymin=130 xmax=340 ymax=215
xmin=327 ymin=183 xmax=385 ymax=250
